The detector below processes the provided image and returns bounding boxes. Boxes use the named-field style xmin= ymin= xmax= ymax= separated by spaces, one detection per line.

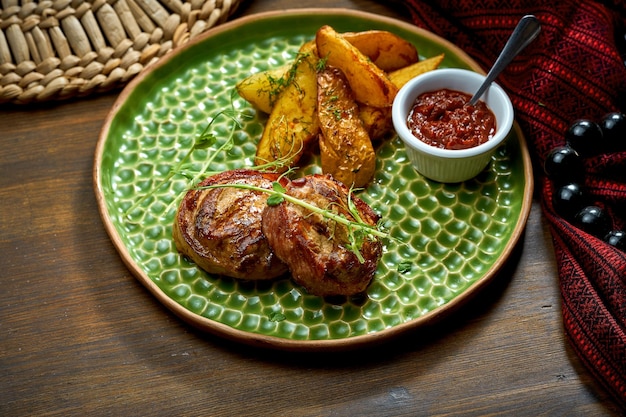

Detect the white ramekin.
xmin=391 ymin=68 xmax=514 ymax=183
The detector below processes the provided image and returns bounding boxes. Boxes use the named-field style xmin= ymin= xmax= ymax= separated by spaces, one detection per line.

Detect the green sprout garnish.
xmin=195 ymin=181 xmax=388 ymax=263
xmin=123 ymin=92 xmax=250 ymax=218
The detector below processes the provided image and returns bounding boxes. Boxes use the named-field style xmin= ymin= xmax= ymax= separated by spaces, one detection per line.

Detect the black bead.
xmin=552 ymin=183 xmax=585 ymax=221
xmin=599 ymin=112 xmax=626 ymax=153
xmin=565 ymin=119 xmax=605 ymax=156
xmin=575 ymin=205 xmax=611 ymax=238
xmin=544 ymin=146 xmax=585 ymax=185
xmin=604 ymin=230 xmax=626 ymax=252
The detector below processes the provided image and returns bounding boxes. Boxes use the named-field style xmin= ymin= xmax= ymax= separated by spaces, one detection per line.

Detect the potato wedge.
xmin=316 ymin=25 xmax=398 ymax=108
xmin=388 ymin=53 xmax=445 ymax=88
xmin=255 ymin=42 xmax=320 ymax=170
xmin=237 ymin=33 xmax=427 ymax=114
xmin=317 ymin=67 xmax=376 ymax=188
xmin=359 ymin=105 xmax=392 ymax=140
xmin=342 ymin=30 xmax=418 ymax=72
xmin=236 ymin=65 xmax=290 ymax=114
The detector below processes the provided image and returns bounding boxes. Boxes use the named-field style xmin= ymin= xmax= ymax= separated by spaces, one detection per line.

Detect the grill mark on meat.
xmin=174 ymin=169 xmax=383 ymax=296
xmin=173 ymin=169 xmax=289 ymax=280
xmin=262 ymin=174 xmax=382 ymax=296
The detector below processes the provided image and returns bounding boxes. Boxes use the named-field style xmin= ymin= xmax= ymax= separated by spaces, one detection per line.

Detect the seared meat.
xmin=262 ymin=174 xmax=382 ymax=296
xmin=173 ymin=169 xmax=289 ymax=280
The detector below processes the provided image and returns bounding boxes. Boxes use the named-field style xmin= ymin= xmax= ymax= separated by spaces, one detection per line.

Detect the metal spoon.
xmin=468 ymin=15 xmax=541 ymax=105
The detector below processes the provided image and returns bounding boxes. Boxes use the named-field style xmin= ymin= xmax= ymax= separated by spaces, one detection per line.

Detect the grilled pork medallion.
xmin=174 ymin=170 xmax=383 ymax=296
xmin=173 ymin=169 xmax=289 ymax=280
xmin=262 ymin=174 xmax=382 ymax=297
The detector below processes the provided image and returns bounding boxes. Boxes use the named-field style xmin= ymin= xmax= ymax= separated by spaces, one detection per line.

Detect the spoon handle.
xmin=469 ymin=15 xmax=541 ymax=105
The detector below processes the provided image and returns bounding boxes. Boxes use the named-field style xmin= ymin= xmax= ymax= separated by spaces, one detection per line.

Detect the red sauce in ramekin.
xmin=407 ymin=89 xmax=497 ymax=150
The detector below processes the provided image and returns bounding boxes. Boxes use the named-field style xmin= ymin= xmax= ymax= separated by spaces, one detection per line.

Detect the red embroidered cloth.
xmin=400 ymin=0 xmax=626 ymax=405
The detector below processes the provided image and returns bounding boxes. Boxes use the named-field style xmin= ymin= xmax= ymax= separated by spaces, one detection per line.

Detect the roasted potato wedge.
xmin=255 ymin=42 xmax=320 ymax=170
xmin=388 ymin=53 xmax=445 ymax=88
xmin=316 ymin=25 xmax=398 ymax=108
xmin=317 ymin=67 xmax=376 ymax=188
xmin=359 ymin=105 xmax=392 ymax=140
xmin=237 ymin=33 xmax=431 ymax=114
xmin=301 ymin=33 xmax=417 ymax=72
xmin=238 ymin=28 xmax=444 ymax=152
xmin=235 ymin=65 xmax=290 ymax=114
xmin=342 ymin=30 xmax=418 ymax=72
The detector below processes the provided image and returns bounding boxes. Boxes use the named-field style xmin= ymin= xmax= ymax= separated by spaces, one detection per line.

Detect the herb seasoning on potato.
xmin=317 ymin=67 xmax=377 ymax=188
xmin=236 ymin=25 xmax=445 ymax=185
xmin=254 ymin=41 xmax=320 ymax=170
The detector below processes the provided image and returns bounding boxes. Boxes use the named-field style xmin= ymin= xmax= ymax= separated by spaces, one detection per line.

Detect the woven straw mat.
xmin=0 ymin=0 xmax=242 ymax=105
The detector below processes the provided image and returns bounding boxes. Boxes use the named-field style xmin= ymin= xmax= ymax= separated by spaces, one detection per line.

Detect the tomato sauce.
xmin=407 ymin=89 xmax=497 ymax=150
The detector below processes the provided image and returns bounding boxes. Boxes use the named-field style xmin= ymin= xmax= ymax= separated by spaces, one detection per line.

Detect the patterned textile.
xmin=399 ymin=0 xmax=626 ymax=405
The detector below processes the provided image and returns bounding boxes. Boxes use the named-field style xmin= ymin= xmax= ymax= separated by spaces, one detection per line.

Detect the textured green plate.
xmin=94 ymin=9 xmax=533 ymax=351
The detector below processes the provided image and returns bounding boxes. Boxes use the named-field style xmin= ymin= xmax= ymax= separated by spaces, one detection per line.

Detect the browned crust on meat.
xmin=173 ymin=169 xmax=289 ymax=280
xmin=261 ymin=174 xmax=382 ymax=296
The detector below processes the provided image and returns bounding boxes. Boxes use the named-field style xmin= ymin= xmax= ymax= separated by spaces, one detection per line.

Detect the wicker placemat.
xmin=0 ymin=0 xmax=242 ymax=105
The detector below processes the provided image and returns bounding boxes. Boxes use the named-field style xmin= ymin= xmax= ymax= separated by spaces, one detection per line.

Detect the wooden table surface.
xmin=1 ymin=0 xmax=623 ymax=415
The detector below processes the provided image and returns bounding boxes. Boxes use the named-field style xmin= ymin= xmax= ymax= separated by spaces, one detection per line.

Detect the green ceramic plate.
xmin=94 ymin=9 xmax=533 ymax=351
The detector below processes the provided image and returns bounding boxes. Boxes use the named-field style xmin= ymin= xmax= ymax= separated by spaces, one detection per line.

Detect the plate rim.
xmin=93 ymin=8 xmax=534 ymax=352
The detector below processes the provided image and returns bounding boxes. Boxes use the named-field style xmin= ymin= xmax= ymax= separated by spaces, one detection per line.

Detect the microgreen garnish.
xmin=124 ymin=93 xmax=250 ymax=218
xmin=266 ymin=182 xmax=286 ymax=206
xmin=195 ymin=181 xmax=389 ymax=263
